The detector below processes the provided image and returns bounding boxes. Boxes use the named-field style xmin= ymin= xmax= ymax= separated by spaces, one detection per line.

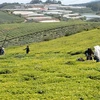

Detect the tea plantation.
xmin=0 ymin=11 xmax=24 ymax=24
xmin=0 ymin=28 xmax=100 ymax=100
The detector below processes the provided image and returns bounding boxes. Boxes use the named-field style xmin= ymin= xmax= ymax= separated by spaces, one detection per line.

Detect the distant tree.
xmin=0 ymin=3 xmax=20 ymax=9
xmin=45 ymin=0 xmax=61 ymax=4
xmin=58 ymin=1 xmax=62 ymax=4
xmin=88 ymin=18 xmax=100 ymax=22
xmin=45 ymin=0 xmax=52 ymax=4
xmin=52 ymin=0 xmax=57 ymax=4
xmin=30 ymin=0 xmax=42 ymax=4
xmin=0 ymin=3 xmax=7 ymax=8
xmin=86 ymin=1 xmax=100 ymax=11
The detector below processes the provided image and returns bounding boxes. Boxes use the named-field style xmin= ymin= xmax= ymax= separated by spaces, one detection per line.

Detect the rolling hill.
xmin=0 ymin=20 xmax=100 ymax=47
xmin=0 ymin=11 xmax=24 ymax=24
xmin=0 ymin=28 xmax=100 ymax=100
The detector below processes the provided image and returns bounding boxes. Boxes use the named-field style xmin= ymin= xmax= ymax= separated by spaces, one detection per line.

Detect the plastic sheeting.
xmin=94 ymin=45 xmax=100 ymax=61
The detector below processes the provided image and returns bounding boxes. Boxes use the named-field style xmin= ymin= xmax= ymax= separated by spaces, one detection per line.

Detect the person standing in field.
xmin=84 ymin=48 xmax=94 ymax=60
xmin=24 ymin=45 xmax=30 ymax=54
xmin=0 ymin=46 xmax=5 ymax=55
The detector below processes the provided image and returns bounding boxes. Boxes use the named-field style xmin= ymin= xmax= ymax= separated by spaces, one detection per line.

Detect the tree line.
xmin=30 ymin=0 xmax=62 ymax=4
xmin=72 ymin=1 xmax=100 ymax=12
xmin=86 ymin=1 xmax=100 ymax=11
xmin=0 ymin=0 xmax=62 ymax=9
xmin=0 ymin=3 xmax=20 ymax=9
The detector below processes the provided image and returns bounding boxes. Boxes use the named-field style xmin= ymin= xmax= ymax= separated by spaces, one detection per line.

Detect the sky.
xmin=0 ymin=0 xmax=94 ymax=5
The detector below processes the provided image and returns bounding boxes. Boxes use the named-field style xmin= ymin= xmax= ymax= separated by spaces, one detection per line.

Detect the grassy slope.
xmin=0 ymin=11 xmax=24 ymax=24
xmin=0 ymin=29 xmax=100 ymax=100
xmin=0 ymin=21 xmax=100 ymax=47
xmin=0 ymin=20 xmax=85 ymax=41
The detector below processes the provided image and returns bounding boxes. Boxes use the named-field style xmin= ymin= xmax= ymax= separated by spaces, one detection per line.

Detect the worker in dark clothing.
xmin=84 ymin=48 xmax=94 ymax=60
xmin=0 ymin=47 xmax=2 ymax=55
xmin=25 ymin=45 xmax=30 ymax=54
xmin=0 ymin=47 xmax=4 ymax=55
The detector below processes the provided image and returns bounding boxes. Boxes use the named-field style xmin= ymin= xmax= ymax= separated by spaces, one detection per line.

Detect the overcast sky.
xmin=0 ymin=0 xmax=93 ymax=5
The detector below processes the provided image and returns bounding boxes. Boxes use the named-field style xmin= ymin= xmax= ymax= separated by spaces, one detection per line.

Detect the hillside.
xmin=72 ymin=0 xmax=100 ymax=12
xmin=0 ymin=21 xmax=100 ymax=47
xmin=0 ymin=3 xmax=20 ymax=9
xmin=0 ymin=11 xmax=24 ymax=24
xmin=0 ymin=29 xmax=100 ymax=100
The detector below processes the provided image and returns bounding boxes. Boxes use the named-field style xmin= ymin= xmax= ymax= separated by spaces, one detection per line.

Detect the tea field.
xmin=0 ymin=29 xmax=100 ymax=100
xmin=0 ymin=11 xmax=24 ymax=24
xmin=0 ymin=20 xmax=100 ymax=47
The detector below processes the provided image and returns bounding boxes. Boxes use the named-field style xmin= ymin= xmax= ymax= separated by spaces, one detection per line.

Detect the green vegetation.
xmin=0 ymin=28 xmax=100 ymax=100
xmin=0 ymin=1 xmax=100 ymax=99
xmin=86 ymin=1 xmax=100 ymax=12
xmin=87 ymin=18 xmax=100 ymax=22
xmin=73 ymin=1 xmax=100 ymax=13
xmin=0 ymin=3 xmax=20 ymax=9
xmin=0 ymin=11 xmax=24 ymax=24
xmin=28 ymin=0 xmax=62 ymax=4
xmin=0 ymin=20 xmax=82 ymax=38
xmin=0 ymin=20 xmax=100 ymax=47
